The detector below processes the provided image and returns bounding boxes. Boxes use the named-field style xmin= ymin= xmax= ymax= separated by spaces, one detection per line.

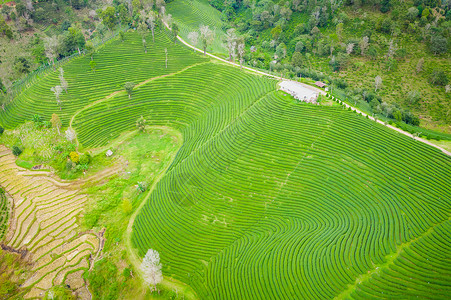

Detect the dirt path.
xmin=163 ymin=22 xmax=451 ymax=157
xmin=122 ymin=127 xmax=198 ymax=299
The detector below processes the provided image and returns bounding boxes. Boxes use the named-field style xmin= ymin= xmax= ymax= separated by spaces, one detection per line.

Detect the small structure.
xmin=315 ymin=81 xmax=326 ymax=88
xmin=250 ymin=46 xmax=257 ymax=53
xmin=279 ymin=80 xmax=319 ymax=104
xmin=106 ymin=150 xmax=113 ymax=157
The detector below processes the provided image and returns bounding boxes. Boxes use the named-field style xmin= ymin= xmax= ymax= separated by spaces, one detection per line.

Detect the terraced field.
xmin=167 ymin=0 xmax=227 ymax=54
xmin=0 ymin=186 xmax=9 ymax=239
xmin=0 ymin=145 xmax=106 ymax=299
xmin=126 ymin=89 xmax=451 ymax=298
xmin=1 ymin=26 xmax=450 ymax=299
xmin=0 ymin=30 xmax=205 ymax=128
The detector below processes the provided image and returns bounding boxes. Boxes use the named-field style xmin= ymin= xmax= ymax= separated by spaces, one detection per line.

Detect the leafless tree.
xmin=374 ymin=75 xmax=382 ymax=92
xmin=141 ymin=249 xmax=163 ymax=292
xmin=50 ymin=86 xmax=63 ymax=110
xmin=346 ymin=43 xmax=354 ymax=54
xmin=200 ymin=25 xmax=215 ymax=56
xmin=416 ymin=58 xmax=424 ymax=73
xmin=360 ymin=36 xmax=369 ymax=55
xmin=225 ymin=28 xmax=237 ymax=61
xmin=238 ymin=42 xmax=245 ymax=69
xmin=44 ymin=36 xmax=59 ymax=66
xmin=59 ymin=68 xmax=68 ymax=93
xmin=187 ymin=31 xmax=199 ymax=51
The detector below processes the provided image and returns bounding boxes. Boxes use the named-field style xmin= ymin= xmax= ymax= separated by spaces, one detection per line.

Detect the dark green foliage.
xmin=0 ymin=16 xmax=13 ymax=39
xmin=84 ymin=260 xmax=122 ymax=300
xmin=12 ymin=146 xmax=22 ymax=157
xmin=430 ymin=70 xmax=449 ymax=86
xmin=429 ymin=35 xmax=448 ymax=55
xmin=0 ymin=125 xmax=4 ymax=135
xmin=14 ymin=57 xmax=31 ymax=74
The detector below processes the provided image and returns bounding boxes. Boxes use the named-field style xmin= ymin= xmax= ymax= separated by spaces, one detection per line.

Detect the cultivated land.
xmin=1 ymin=26 xmax=450 ymax=299
xmin=0 ymin=145 xmax=102 ymax=298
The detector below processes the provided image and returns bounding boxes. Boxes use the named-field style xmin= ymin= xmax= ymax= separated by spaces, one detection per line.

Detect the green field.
xmin=166 ymin=0 xmax=227 ymax=55
xmin=1 ymin=27 xmax=451 ymax=299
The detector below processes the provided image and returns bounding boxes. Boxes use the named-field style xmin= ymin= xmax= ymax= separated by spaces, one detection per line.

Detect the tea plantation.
xmin=1 ymin=29 xmax=450 ymax=299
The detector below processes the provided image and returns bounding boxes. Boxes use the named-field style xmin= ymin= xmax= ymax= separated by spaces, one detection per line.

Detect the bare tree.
xmin=50 ymin=86 xmax=63 ymax=110
xmin=59 ymin=68 xmax=68 ymax=93
xmin=346 ymin=43 xmax=354 ymax=55
xmin=187 ymin=31 xmax=199 ymax=51
xmin=386 ymin=39 xmax=397 ymax=59
xmin=165 ymin=48 xmax=168 ymax=69
xmin=65 ymin=128 xmax=77 ymax=143
xmin=374 ymin=75 xmax=382 ymax=92
xmin=360 ymin=36 xmax=369 ymax=55
xmin=141 ymin=249 xmax=163 ymax=292
xmin=416 ymin=58 xmax=424 ymax=73
xmin=137 ymin=22 xmax=148 ymax=53
xmin=25 ymin=0 xmax=34 ymax=12
xmin=44 ymin=36 xmax=59 ymax=66
xmin=237 ymin=42 xmax=245 ymax=69
xmin=147 ymin=11 xmax=156 ymax=42
xmin=200 ymin=25 xmax=215 ymax=56
xmin=445 ymin=84 xmax=450 ymax=93
xmin=225 ymin=28 xmax=237 ymax=61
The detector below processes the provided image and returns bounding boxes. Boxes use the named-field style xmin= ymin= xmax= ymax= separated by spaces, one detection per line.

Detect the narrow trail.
xmin=164 ymin=22 xmax=451 ymax=157
xmin=68 ymin=61 xmax=209 ymax=145
xmin=122 ymin=127 xmax=198 ymax=299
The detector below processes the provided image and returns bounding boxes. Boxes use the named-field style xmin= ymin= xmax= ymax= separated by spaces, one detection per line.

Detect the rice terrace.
xmin=0 ymin=0 xmax=450 ymax=299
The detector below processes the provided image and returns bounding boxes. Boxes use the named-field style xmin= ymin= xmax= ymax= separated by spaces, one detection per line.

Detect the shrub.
xmin=12 ymin=146 xmax=22 ymax=157
xmin=69 ymin=152 xmax=80 ymax=164
xmin=0 ymin=125 xmax=4 ymax=134
xmin=79 ymin=153 xmax=92 ymax=165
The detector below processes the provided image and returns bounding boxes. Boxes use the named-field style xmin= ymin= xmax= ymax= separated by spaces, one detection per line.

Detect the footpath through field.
xmin=163 ymin=22 xmax=451 ymax=157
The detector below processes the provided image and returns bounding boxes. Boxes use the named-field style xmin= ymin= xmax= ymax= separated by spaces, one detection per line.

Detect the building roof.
xmin=315 ymin=81 xmax=326 ymax=88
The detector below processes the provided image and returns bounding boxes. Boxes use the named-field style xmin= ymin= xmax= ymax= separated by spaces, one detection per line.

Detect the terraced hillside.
xmin=126 ymin=89 xmax=451 ymax=299
xmin=1 ymin=24 xmax=450 ymax=299
xmin=0 ymin=187 xmax=10 ymax=239
xmin=167 ymin=0 xmax=227 ymax=54
xmin=0 ymin=30 xmax=205 ymax=128
xmin=0 ymin=145 xmax=105 ymax=299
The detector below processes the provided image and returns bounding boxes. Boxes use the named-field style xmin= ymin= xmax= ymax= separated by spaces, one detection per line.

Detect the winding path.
xmin=164 ymin=22 xmax=451 ymax=157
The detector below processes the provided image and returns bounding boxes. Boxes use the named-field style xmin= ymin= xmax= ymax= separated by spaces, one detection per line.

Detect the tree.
xmin=66 ymin=25 xmax=86 ymax=54
xmin=85 ymin=41 xmax=96 ymax=60
xmin=0 ymin=16 xmax=13 ymax=39
xmin=407 ymin=7 xmax=419 ymax=20
xmin=96 ymin=23 xmax=107 ymax=42
xmin=89 ymin=60 xmax=97 ymax=73
xmin=374 ymin=75 xmax=382 ymax=92
xmin=136 ymin=116 xmax=146 ymax=132
xmin=14 ymin=57 xmax=30 ymax=74
xmin=119 ymin=31 xmax=125 ymax=42
xmin=416 ymin=58 xmax=424 ymax=73
xmin=50 ymin=86 xmax=63 ymax=110
xmin=237 ymin=42 xmax=245 ymax=69
xmin=137 ymin=22 xmax=148 ymax=53
xmin=12 ymin=146 xmax=22 ymax=157
xmin=65 ymin=128 xmax=77 ymax=142
xmin=200 ymin=25 xmax=215 ymax=56
xmin=430 ymin=70 xmax=449 ymax=86
xmin=44 ymin=35 xmax=59 ymax=66
xmin=101 ymin=7 xmax=117 ymax=32
xmin=393 ymin=110 xmax=402 ymax=122
xmin=360 ymin=36 xmax=369 ymax=55
xmin=147 ymin=12 xmax=156 ymax=42
xmin=50 ymin=114 xmax=62 ymax=135
xmin=59 ymin=68 xmax=68 ymax=93
xmin=187 ymin=31 xmax=199 ymax=51
xmin=165 ymin=48 xmax=168 ymax=69
xmin=346 ymin=43 xmax=354 ymax=55
xmin=291 ymin=51 xmax=303 ymax=68
xmin=429 ymin=35 xmax=448 ymax=55
xmin=125 ymin=82 xmax=135 ymax=99
xmin=172 ymin=23 xmax=179 ymax=44
xmin=225 ymin=28 xmax=237 ymax=61
xmin=141 ymin=249 xmax=163 ymax=292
